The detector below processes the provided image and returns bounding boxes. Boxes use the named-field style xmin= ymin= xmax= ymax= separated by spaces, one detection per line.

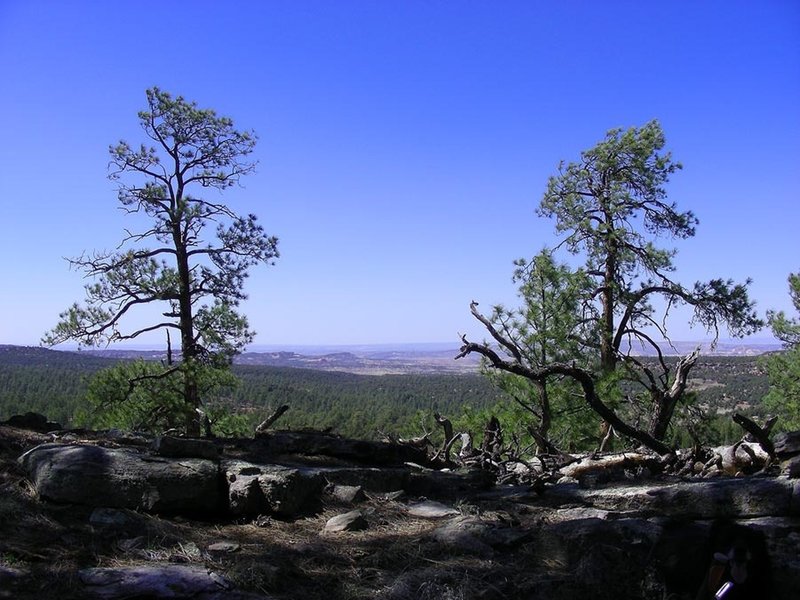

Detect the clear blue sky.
xmin=0 ymin=1 xmax=798 ymax=348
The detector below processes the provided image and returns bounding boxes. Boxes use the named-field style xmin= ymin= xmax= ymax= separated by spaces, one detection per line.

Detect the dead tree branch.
xmin=255 ymin=404 xmax=289 ymax=435
xmin=732 ymin=413 xmax=776 ymax=460
xmin=433 ymin=412 xmax=456 ymax=463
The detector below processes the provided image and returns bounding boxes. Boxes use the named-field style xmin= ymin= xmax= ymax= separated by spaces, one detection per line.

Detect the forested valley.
xmin=0 ymin=344 xmax=773 ymax=446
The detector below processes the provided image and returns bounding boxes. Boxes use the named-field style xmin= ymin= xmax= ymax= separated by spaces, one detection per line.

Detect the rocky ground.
xmin=1 ymin=424 xmax=798 ymax=599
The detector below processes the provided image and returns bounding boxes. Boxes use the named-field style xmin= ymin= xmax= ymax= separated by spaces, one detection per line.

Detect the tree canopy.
xmin=43 ymin=88 xmax=279 ymax=435
xmin=459 ymin=120 xmax=762 ymax=454
xmin=762 ymin=271 xmax=800 ymax=430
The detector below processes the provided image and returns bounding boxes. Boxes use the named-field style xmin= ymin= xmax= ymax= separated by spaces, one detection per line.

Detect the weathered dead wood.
xmin=559 ymin=452 xmax=658 ymax=480
xmin=255 ymin=404 xmax=289 ymax=434
xmin=597 ymin=421 xmax=616 ymax=453
xmin=457 ymin=328 xmax=674 ymax=456
xmin=526 ymin=426 xmax=569 ymax=459
xmin=397 ymin=434 xmax=432 ymax=452
xmin=481 ymin=416 xmax=503 ymax=461
xmin=254 ymin=430 xmax=429 ymax=466
xmin=732 ymin=413 xmax=776 ymax=460
xmin=433 ymin=412 xmax=455 ymax=463
xmin=457 ymin=432 xmax=474 ymax=459
xmin=711 ymin=441 xmax=770 ymax=475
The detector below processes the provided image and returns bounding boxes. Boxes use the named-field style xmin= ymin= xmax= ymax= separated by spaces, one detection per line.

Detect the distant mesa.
xmin=0 ymin=340 xmax=782 ymax=376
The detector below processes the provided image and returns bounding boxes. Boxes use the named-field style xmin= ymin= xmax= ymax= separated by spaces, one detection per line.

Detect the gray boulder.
xmin=431 ymin=515 xmax=529 ymax=555
xmin=782 ymin=454 xmax=800 ymax=478
xmin=774 ymin=430 xmax=800 ymax=458
xmin=18 ymin=443 xmax=221 ymax=514
xmin=326 ymin=484 xmax=366 ymax=504
xmin=323 ymin=510 xmax=368 ymax=532
xmin=79 ymin=564 xmax=272 ymax=599
xmin=223 ymin=459 xmax=325 ymax=518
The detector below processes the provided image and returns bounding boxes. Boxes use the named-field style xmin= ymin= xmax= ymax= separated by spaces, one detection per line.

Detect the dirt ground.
xmin=0 ymin=425 xmax=566 ymax=600
xmin=4 ymin=425 xmax=768 ymax=600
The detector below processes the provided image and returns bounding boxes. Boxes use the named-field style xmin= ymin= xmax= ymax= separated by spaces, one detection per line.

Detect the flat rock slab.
xmin=19 ymin=443 xmax=221 ymax=514
xmin=406 ymin=500 xmax=459 ymax=518
xmin=208 ymin=541 xmax=241 ymax=553
xmin=539 ymin=477 xmax=799 ymax=518
xmin=79 ymin=565 xmax=271 ymax=599
xmin=431 ymin=515 xmax=530 ymax=555
xmin=324 ymin=509 xmax=369 ymax=532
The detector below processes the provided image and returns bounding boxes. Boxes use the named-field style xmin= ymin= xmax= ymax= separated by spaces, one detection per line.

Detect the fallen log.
xmin=559 ymin=452 xmax=659 ymax=481
xmin=253 ymin=430 xmax=429 ymax=466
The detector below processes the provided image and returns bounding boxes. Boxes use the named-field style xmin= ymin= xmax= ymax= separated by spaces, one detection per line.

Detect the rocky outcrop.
xmin=2 ymin=411 xmax=62 ymax=432
xmin=539 ymin=477 xmax=799 ymax=519
xmin=774 ymin=430 xmax=800 ymax=457
xmin=16 ymin=434 xmax=421 ymax=519
xmin=223 ymin=459 xmax=325 ymax=518
xmin=18 ymin=443 xmax=221 ymax=514
xmin=8 ymin=425 xmax=800 ymax=600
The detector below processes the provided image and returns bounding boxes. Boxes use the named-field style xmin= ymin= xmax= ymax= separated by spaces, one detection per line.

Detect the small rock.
xmin=323 ymin=510 xmax=368 ymax=532
xmin=116 ymin=537 xmax=147 ymax=552
xmin=327 ymin=484 xmax=365 ymax=504
xmin=406 ymin=500 xmax=459 ymax=518
xmin=208 ymin=541 xmax=241 ymax=553
xmin=553 ymin=507 xmax=613 ymax=522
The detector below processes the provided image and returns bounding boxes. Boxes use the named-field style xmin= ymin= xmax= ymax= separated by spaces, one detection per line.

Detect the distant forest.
xmin=0 ymin=345 xmax=772 ymax=442
xmin=0 ymin=346 xmax=506 ymax=438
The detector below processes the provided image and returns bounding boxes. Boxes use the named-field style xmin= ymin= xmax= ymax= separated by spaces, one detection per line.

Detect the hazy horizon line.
xmin=4 ymin=336 xmax=784 ymax=354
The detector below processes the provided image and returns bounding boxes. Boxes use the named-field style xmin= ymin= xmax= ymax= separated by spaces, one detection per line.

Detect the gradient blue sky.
xmin=0 ymin=1 xmax=798 ymax=348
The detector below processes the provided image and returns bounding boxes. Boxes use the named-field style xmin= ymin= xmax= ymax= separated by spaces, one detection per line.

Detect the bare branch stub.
xmin=255 ymin=404 xmax=290 ymax=435
xmin=732 ymin=413 xmax=776 ymax=460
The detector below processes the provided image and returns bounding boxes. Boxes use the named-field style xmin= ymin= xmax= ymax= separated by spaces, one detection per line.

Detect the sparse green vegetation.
xmin=42 ymin=88 xmax=279 ymax=436
xmin=459 ymin=121 xmax=762 ymax=454
xmin=761 ymin=271 xmax=800 ymax=430
xmin=0 ymin=345 xmax=775 ymax=445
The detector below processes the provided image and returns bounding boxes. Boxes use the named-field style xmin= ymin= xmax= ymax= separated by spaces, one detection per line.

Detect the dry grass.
xmin=0 ymin=425 xmax=540 ymax=600
xmin=0 ymin=425 xmax=689 ymax=600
